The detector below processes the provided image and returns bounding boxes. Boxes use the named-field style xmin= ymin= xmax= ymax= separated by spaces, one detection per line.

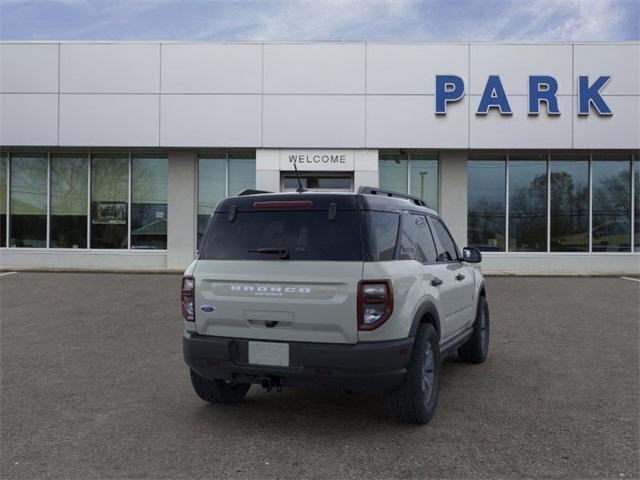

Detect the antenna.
xmin=293 ymin=163 xmax=306 ymax=193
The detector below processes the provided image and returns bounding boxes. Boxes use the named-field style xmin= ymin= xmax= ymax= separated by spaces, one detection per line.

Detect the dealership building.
xmin=0 ymin=41 xmax=638 ymax=274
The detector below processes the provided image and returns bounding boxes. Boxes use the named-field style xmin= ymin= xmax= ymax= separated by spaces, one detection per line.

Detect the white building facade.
xmin=0 ymin=41 xmax=638 ymax=274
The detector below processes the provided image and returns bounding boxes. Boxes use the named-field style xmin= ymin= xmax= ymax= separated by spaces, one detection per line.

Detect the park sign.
xmin=435 ymin=75 xmax=613 ymax=116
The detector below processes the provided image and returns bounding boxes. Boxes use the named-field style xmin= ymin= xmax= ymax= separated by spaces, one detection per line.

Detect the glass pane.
xmin=468 ymin=159 xmax=506 ymax=251
xmin=50 ymin=155 xmax=88 ymax=248
xmin=10 ymin=154 xmax=47 ymax=248
xmin=228 ymin=156 xmax=256 ymax=196
xmin=198 ymin=156 xmax=226 ymax=246
xmin=431 ymin=217 xmax=459 ymax=261
xmin=362 ymin=211 xmax=399 ymax=261
xmin=635 ymin=156 xmax=639 ymax=252
xmin=282 ymin=174 xmax=352 ymax=190
xmin=91 ymin=155 xmax=128 ymax=249
xmin=412 ymin=214 xmax=438 ymax=263
xmin=379 ymin=152 xmax=408 ymax=193
xmin=131 ymin=156 xmax=167 ymax=250
xmin=550 ymin=155 xmax=589 ymax=252
xmin=409 ymin=155 xmax=438 ymax=210
xmin=0 ymin=154 xmax=6 ymax=247
xmin=508 ymin=156 xmax=548 ymax=252
xmin=592 ymin=155 xmax=631 ymax=252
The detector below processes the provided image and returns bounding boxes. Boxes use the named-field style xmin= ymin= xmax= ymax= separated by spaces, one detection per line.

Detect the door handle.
xmin=431 ymin=277 xmax=443 ymax=287
xmin=455 ymin=273 xmax=466 ymax=281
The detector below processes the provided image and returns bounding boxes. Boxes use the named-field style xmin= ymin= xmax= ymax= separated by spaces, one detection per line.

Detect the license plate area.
xmin=248 ymin=341 xmax=289 ymax=367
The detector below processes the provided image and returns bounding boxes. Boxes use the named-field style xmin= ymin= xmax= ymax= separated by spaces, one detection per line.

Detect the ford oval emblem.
xmin=200 ymin=305 xmax=215 ymax=312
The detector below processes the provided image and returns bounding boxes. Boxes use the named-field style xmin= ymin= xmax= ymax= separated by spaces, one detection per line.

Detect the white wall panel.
xmin=573 ymin=96 xmax=640 ymax=149
xmin=0 ymin=44 xmax=58 ymax=93
xmin=161 ymin=44 xmax=262 ymax=93
xmin=161 ymin=95 xmax=261 ymax=147
xmin=367 ymin=44 xmax=468 ymax=94
xmin=470 ymin=44 xmax=573 ymax=95
xmin=366 ymin=95 xmax=468 ymax=148
xmin=263 ymin=95 xmax=364 ymax=148
xmin=0 ymin=94 xmax=58 ymax=145
xmin=263 ymin=44 xmax=365 ymax=94
xmin=469 ymin=95 xmax=572 ymax=149
xmin=574 ymin=44 xmax=640 ymax=95
xmin=60 ymin=43 xmax=160 ymax=93
xmin=59 ymin=94 xmax=159 ymax=146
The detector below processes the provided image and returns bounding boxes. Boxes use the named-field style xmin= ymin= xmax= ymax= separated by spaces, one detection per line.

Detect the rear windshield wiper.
xmin=248 ymin=247 xmax=290 ymax=259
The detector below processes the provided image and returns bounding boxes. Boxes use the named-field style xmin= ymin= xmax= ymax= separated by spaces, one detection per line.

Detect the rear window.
xmin=200 ymin=210 xmax=364 ymax=261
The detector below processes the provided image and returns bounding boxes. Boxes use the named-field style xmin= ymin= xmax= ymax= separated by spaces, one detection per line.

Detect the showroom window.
xmin=50 ymin=155 xmax=88 ymax=248
xmin=468 ymin=152 xmax=637 ymax=253
xmin=131 ymin=156 xmax=168 ymax=250
xmin=0 ymin=154 xmax=6 ymax=247
xmin=197 ymin=151 xmax=256 ymax=246
xmin=635 ymin=156 xmax=639 ymax=252
xmin=508 ymin=153 xmax=548 ymax=252
xmin=10 ymin=154 xmax=47 ymax=248
xmin=379 ymin=151 xmax=439 ymax=210
xmin=592 ymin=153 xmax=632 ymax=252
xmin=550 ymin=154 xmax=589 ymax=252
xmin=91 ymin=154 xmax=129 ymax=249
xmin=467 ymin=155 xmax=506 ymax=251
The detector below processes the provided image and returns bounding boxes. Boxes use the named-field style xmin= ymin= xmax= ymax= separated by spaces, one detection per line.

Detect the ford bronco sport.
xmin=182 ymin=187 xmax=489 ymax=424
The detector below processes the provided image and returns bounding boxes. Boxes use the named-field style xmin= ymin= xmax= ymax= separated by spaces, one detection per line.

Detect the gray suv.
xmin=182 ymin=187 xmax=489 ymax=424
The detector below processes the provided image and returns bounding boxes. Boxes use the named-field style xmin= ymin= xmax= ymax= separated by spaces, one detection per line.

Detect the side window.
xmin=396 ymin=215 xmax=419 ymax=261
xmin=396 ymin=213 xmax=438 ymax=263
xmin=412 ymin=214 xmax=438 ymax=263
xmin=431 ymin=217 xmax=460 ymax=262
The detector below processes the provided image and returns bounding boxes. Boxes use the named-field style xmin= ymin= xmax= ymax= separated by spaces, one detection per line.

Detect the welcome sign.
xmin=279 ymin=150 xmax=355 ymax=171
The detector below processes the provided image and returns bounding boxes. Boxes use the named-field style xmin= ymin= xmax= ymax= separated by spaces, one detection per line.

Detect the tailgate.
xmin=194 ymin=260 xmax=362 ymax=344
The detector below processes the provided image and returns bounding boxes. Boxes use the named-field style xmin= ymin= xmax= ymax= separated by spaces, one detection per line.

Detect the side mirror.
xmin=462 ymin=246 xmax=482 ymax=263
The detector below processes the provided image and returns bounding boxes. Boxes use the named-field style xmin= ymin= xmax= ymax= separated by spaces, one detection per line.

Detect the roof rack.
xmin=357 ymin=186 xmax=428 ymax=207
xmin=237 ymin=189 xmax=272 ymax=196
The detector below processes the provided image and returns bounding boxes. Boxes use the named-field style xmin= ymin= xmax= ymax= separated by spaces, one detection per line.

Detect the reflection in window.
xmin=409 ymin=154 xmax=438 ymax=210
xmin=228 ymin=155 xmax=256 ymax=196
xmin=197 ymin=156 xmax=226 ymax=246
xmin=50 ymin=155 xmax=88 ymax=248
xmin=131 ymin=156 xmax=168 ymax=250
xmin=379 ymin=152 xmax=408 ymax=193
xmin=0 ymin=154 xmax=6 ymax=247
xmin=91 ymin=155 xmax=128 ymax=249
xmin=282 ymin=174 xmax=351 ymax=190
xmin=634 ymin=157 xmax=639 ymax=252
xmin=468 ymin=157 xmax=506 ymax=251
xmin=550 ymin=155 xmax=589 ymax=252
xmin=508 ymin=155 xmax=547 ymax=252
xmin=10 ymin=155 xmax=47 ymax=248
xmin=197 ymin=153 xmax=256 ymax=247
xmin=592 ymin=154 xmax=631 ymax=252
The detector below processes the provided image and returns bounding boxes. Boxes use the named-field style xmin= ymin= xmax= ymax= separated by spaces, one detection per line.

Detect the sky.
xmin=0 ymin=0 xmax=638 ymax=42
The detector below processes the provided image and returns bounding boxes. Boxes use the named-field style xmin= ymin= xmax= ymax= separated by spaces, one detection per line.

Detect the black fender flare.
xmin=409 ymin=301 xmax=441 ymax=339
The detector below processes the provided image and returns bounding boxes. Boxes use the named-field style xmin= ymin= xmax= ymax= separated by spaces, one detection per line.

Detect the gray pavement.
xmin=1 ymin=273 xmax=638 ymax=479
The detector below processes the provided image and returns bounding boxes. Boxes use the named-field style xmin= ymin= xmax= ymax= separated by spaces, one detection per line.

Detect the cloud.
xmin=0 ymin=0 xmax=637 ymax=41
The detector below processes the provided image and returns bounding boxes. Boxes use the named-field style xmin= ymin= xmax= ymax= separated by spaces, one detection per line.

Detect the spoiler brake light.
xmin=253 ymin=200 xmax=313 ymax=209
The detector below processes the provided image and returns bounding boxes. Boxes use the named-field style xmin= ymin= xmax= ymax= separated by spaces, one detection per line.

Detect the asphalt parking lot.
xmin=0 ymin=273 xmax=638 ymax=480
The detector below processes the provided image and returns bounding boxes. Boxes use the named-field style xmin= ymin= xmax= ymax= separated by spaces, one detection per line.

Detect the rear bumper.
xmin=183 ymin=332 xmax=414 ymax=394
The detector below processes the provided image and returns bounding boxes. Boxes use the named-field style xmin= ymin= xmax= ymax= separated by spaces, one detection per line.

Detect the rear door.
xmin=193 ymin=199 xmax=363 ymax=344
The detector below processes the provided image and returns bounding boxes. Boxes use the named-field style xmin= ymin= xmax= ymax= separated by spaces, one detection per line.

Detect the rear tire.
xmin=190 ymin=370 xmax=251 ymax=404
xmin=384 ymin=323 xmax=441 ymax=425
xmin=458 ymin=295 xmax=490 ymax=364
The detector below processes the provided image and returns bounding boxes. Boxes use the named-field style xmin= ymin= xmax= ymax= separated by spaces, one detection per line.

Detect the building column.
xmin=439 ymin=151 xmax=468 ymax=248
xmin=167 ymin=150 xmax=197 ymax=270
xmin=255 ymin=149 xmax=280 ymax=192
xmin=354 ymin=149 xmax=379 ymax=190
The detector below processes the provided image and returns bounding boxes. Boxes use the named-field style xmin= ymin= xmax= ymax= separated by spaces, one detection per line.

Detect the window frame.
xmin=379 ymin=150 xmax=439 ymax=211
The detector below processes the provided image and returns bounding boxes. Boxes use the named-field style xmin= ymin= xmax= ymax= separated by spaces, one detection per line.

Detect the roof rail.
xmin=357 ymin=186 xmax=428 ymax=207
xmin=237 ymin=189 xmax=272 ymax=196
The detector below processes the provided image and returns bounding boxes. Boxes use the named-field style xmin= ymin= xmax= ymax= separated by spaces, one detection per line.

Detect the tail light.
xmin=181 ymin=276 xmax=195 ymax=322
xmin=357 ymin=280 xmax=393 ymax=331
